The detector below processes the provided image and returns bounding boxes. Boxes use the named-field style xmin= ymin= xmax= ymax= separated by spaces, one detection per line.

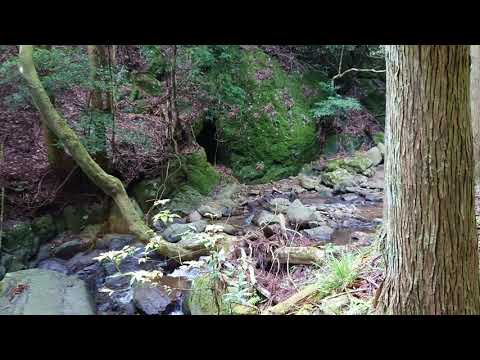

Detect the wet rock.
xmin=198 ymin=203 xmax=223 ymax=219
xmin=299 ymin=174 xmax=321 ymax=190
xmin=37 ymin=259 xmax=69 ymax=274
xmin=253 ymin=210 xmax=280 ymax=227
xmin=342 ymin=193 xmax=359 ymax=202
xmin=66 ymin=250 xmax=101 ymax=273
xmin=187 ymin=210 xmax=202 ymax=223
xmin=53 ymin=238 xmax=92 ymax=260
xmin=268 ymin=197 xmax=291 ymax=213
xmin=134 ymin=284 xmax=174 ymax=315
xmin=286 ymin=199 xmax=315 ymax=227
xmin=105 ymin=273 xmax=131 ymax=290
xmin=0 ymin=269 xmax=95 ymax=315
xmin=303 ymin=225 xmax=334 ymax=242
xmin=366 ymin=146 xmax=383 ymax=166
xmin=162 ymin=221 xmax=207 ymax=243
xmin=107 ymin=287 xmax=136 ymax=315
xmin=75 ymin=263 xmax=104 ymax=293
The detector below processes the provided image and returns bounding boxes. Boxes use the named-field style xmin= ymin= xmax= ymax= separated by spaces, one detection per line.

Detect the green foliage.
xmin=0 ymin=47 xmax=91 ymax=108
xmin=311 ymin=83 xmax=362 ymax=123
xmin=138 ymin=45 xmax=168 ymax=76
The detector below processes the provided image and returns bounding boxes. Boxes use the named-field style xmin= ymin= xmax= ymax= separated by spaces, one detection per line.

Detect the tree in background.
xmin=376 ymin=45 xmax=480 ymax=314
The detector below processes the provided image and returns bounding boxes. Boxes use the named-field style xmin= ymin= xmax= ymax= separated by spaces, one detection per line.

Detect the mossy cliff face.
xmin=215 ymin=49 xmax=320 ymax=184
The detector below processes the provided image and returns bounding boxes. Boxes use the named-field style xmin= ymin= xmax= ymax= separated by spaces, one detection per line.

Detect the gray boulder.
xmin=253 ymin=210 xmax=280 ymax=227
xmin=286 ymin=199 xmax=315 ymax=227
xmin=268 ymin=197 xmax=291 ymax=213
xmin=162 ymin=221 xmax=207 ymax=243
xmin=365 ymin=146 xmax=383 ymax=166
xmin=303 ymin=225 xmax=335 ymax=242
xmin=197 ymin=204 xmax=223 ymax=219
xmin=0 ymin=269 xmax=95 ymax=315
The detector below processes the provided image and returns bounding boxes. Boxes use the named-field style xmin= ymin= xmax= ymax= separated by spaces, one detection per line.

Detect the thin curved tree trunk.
xmin=376 ymin=45 xmax=480 ymax=315
xmin=18 ymin=45 xmax=199 ymax=262
xmin=471 ymin=45 xmax=480 ymax=178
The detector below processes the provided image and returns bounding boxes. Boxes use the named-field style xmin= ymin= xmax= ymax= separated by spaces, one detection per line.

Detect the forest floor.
xmin=26 ymin=151 xmax=386 ymax=315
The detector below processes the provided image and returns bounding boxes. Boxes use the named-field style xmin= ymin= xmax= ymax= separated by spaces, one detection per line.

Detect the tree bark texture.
xmin=376 ymin=45 xmax=480 ymax=315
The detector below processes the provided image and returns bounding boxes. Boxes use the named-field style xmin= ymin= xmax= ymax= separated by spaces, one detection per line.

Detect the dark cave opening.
xmin=196 ymin=120 xmax=220 ymax=165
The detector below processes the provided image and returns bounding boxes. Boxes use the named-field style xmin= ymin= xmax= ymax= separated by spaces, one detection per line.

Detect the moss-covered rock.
xmin=166 ymin=186 xmax=207 ymax=216
xmin=132 ymin=149 xmax=220 ymax=213
xmin=182 ymin=149 xmax=220 ymax=195
xmin=186 ymin=273 xmax=257 ymax=315
xmin=31 ymin=215 xmax=57 ymax=244
xmin=61 ymin=203 xmax=109 ymax=234
xmin=322 ymin=169 xmax=365 ymax=192
xmin=212 ymin=49 xmax=320 ymax=184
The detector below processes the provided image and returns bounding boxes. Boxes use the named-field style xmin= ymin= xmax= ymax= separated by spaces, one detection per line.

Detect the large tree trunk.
xmin=471 ymin=45 xmax=480 ymax=178
xmin=376 ymin=45 xmax=480 ymax=314
xmin=18 ymin=45 xmax=198 ymax=262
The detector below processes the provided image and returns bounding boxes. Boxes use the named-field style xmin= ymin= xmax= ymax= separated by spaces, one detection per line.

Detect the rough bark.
xmin=376 ymin=45 xmax=480 ymax=314
xmin=471 ymin=45 xmax=480 ymax=178
xmin=262 ymin=283 xmax=321 ymax=315
xmin=18 ymin=45 xmax=198 ymax=262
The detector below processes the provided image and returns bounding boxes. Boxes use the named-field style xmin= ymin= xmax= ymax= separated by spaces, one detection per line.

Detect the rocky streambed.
xmin=0 ymin=145 xmax=386 ymax=315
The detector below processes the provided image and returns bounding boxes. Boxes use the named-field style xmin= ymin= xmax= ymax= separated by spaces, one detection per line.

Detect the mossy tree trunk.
xmin=18 ymin=45 xmax=197 ymax=261
xmin=471 ymin=45 xmax=480 ymax=178
xmin=376 ymin=45 xmax=480 ymax=314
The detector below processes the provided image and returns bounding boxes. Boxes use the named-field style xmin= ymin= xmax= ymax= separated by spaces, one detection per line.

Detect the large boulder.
xmin=0 ymin=269 xmax=95 ymax=315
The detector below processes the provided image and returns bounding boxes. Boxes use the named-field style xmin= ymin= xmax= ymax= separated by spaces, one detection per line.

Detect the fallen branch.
xmin=269 ymin=246 xmax=326 ymax=265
